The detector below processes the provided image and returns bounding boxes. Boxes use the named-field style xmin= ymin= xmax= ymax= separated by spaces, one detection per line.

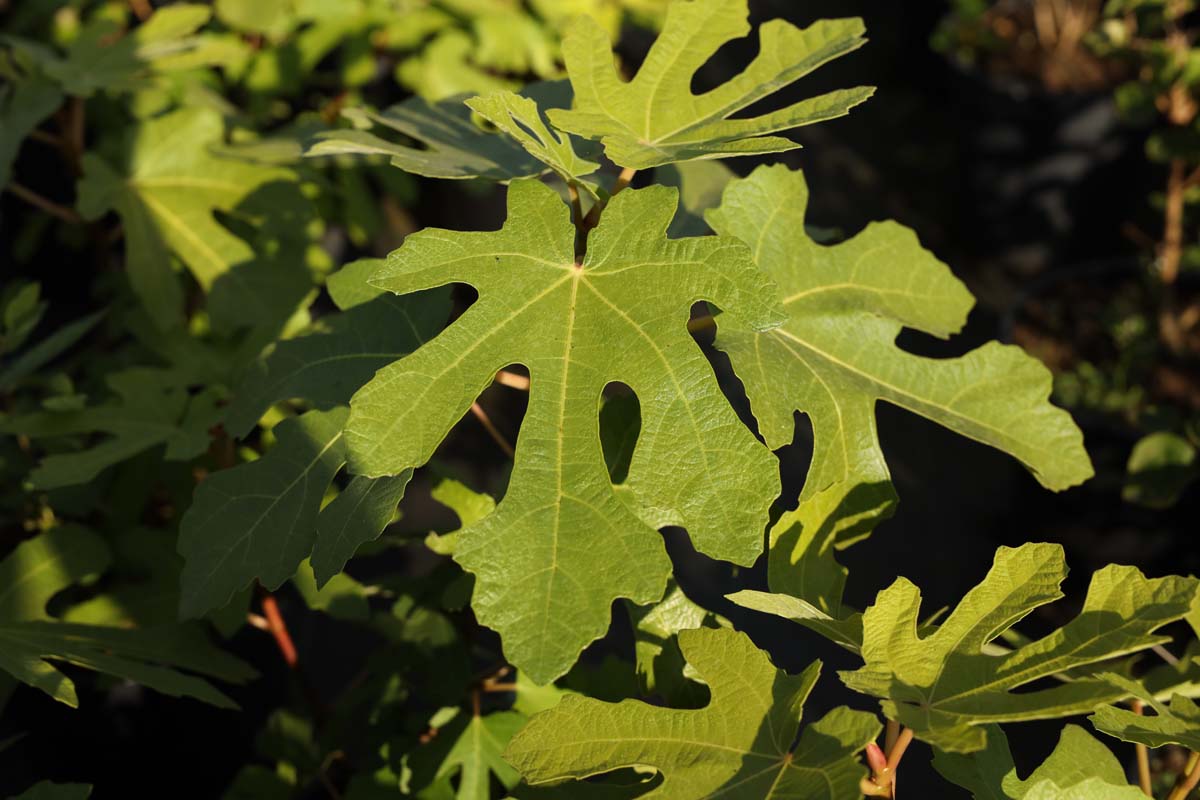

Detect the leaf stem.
xmin=862 ymin=725 xmax=914 ymax=798
xmin=1169 ymin=752 xmax=1200 ymax=800
xmin=1133 ymin=700 xmax=1152 ymax=797
xmin=4 ymin=183 xmax=83 ymax=224
xmin=611 ymin=166 xmax=637 ymax=196
xmin=470 ymin=401 xmax=515 ymax=458
xmin=885 ymin=719 xmax=900 ymax=753
xmin=567 ymin=181 xmax=586 ymax=262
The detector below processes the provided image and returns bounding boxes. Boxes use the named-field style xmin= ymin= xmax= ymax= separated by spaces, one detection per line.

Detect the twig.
xmin=27 ymin=129 xmax=65 ymax=147
xmin=1162 ymin=158 xmax=1186 ymax=285
xmin=1133 ymin=700 xmax=1153 ymax=797
xmin=1153 ymin=644 xmax=1182 ymax=667
xmin=4 ymin=183 xmax=83 ymax=224
xmin=470 ymin=402 xmax=515 ymax=458
xmin=1168 ymin=751 xmax=1200 ymax=800
xmin=129 ymin=0 xmax=152 ymax=20
xmin=687 ymin=314 xmax=716 ymax=335
xmin=260 ymin=591 xmax=298 ymax=669
xmin=495 ymin=370 xmax=530 ymax=391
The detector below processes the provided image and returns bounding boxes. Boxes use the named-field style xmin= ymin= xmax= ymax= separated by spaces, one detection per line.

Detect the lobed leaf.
xmin=840 ymin=542 xmax=1199 ymax=752
xmin=548 ymin=0 xmax=873 ymax=168
xmin=1089 ymin=673 xmax=1200 ymax=751
xmin=504 ymin=627 xmax=881 ymax=799
xmin=308 ymin=91 xmax=543 ymax=181
xmin=707 ymin=164 xmax=1093 ymax=612
xmin=77 ymin=107 xmax=312 ymax=331
xmin=345 ymin=178 xmax=783 ymax=682
xmin=0 ymin=527 xmax=254 ymax=709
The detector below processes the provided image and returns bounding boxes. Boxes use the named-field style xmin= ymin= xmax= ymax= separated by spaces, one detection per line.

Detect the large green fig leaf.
xmin=345 ymin=178 xmax=783 ymax=683
xmin=0 ymin=527 xmax=254 ymax=709
xmin=548 ymin=0 xmax=873 ymax=169
xmin=78 ymin=107 xmax=311 ymax=330
xmin=840 ymin=542 xmax=1199 ymax=752
xmin=707 ymin=164 xmax=1093 ymax=609
xmin=1089 ymin=674 xmax=1200 ymax=750
xmin=504 ymin=627 xmax=880 ymax=799
xmin=933 ymin=724 xmax=1146 ymax=799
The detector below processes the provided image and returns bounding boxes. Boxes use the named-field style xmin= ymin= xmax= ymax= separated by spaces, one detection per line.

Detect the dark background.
xmin=2 ymin=1 xmax=1196 ymax=797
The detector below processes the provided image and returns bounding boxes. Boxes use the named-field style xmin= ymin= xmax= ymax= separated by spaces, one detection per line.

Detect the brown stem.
xmin=1168 ymin=752 xmax=1200 ymax=800
xmin=470 ymin=402 xmax=515 ymax=458
xmin=5 ymin=183 xmax=82 ymax=224
xmin=1162 ymin=158 xmax=1185 ymax=286
xmin=27 ymin=129 xmax=65 ymax=147
xmin=260 ymin=591 xmax=299 ymax=669
xmin=1133 ymin=700 xmax=1153 ymax=797
xmin=129 ymin=0 xmax=152 ymax=20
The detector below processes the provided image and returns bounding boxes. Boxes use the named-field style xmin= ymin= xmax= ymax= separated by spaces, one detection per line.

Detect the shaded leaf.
xmin=345 ymin=179 xmax=783 ymax=682
xmin=406 ymin=709 xmax=526 ymax=800
xmin=77 ymin=107 xmax=305 ymax=330
xmin=223 ymin=258 xmax=450 ymax=437
xmin=933 ymin=724 xmax=1145 ymax=799
xmin=1123 ymin=431 xmax=1198 ymax=509
xmin=308 ymin=92 xmax=541 ymax=180
xmin=0 ymin=528 xmax=254 ymax=709
xmin=178 ymin=408 xmax=411 ymax=616
xmin=2 ymin=368 xmax=222 ymax=489
xmin=1090 ymin=674 xmax=1200 ymax=751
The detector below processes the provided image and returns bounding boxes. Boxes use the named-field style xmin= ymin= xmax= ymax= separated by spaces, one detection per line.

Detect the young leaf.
xmin=77 ymin=107 xmax=304 ymax=330
xmin=840 ymin=543 xmax=1199 ymax=752
xmin=345 ymin=179 xmax=783 ymax=682
xmin=223 ymin=258 xmax=450 ymax=437
xmin=933 ymin=724 xmax=1147 ymax=799
xmin=466 ymin=85 xmax=601 ymax=195
xmin=308 ymin=93 xmax=543 ymax=181
xmin=707 ymin=165 xmax=1093 ymax=605
xmin=1089 ymin=674 xmax=1200 ymax=751
xmin=0 ymin=527 xmax=254 ymax=709
xmin=177 ymin=408 xmax=410 ymax=617
xmin=547 ymin=0 xmax=873 ymax=169
xmin=504 ymin=627 xmax=881 ymax=799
